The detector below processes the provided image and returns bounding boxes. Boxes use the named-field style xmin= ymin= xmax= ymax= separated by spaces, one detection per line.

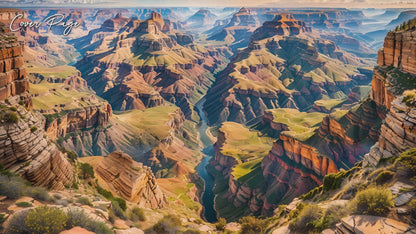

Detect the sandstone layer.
xmin=96 ymin=151 xmax=167 ymax=208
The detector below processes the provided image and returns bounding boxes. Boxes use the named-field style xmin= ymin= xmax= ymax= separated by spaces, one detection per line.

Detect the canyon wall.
xmin=96 ymin=151 xmax=167 ymax=208
xmin=365 ymin=27 xmax=416 ymax=166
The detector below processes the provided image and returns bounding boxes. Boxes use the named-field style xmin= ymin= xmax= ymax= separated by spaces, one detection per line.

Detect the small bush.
xmin=97 ymin=186 xmax=113 ymax=199
xmin=130 ymin=206 xmax=146 ymax=222
xmin=25 ymin=206 xmax=68 ymax=234
xmin=55 ymin=199 xmax=69 ymax=207
xmin=215 ymin=217 xmax=226 ymax=231
xmin=152 ymin=215 xmax=182 ymax=233
xmin=375 ymin=170 xmax=395 ymax=185
xmin=16 ymin=202 xmax=32 ymax=207
xmin=66 ymin=150 xmax=78 ymax=163
xmin=9 ymin=106 xmax=17 ymax=111
xmin=30 ymin=126 xmax=38 ymax=133
xmin=18 ymin=100 xmax=24 ymax=106
xmin=0 ymin=213 xmax=6 ymax=225
xmin=111 ymin=201 xmax=126 ymax=219
xmin=289 ymin=205 xmax=323 ymax=232
xmin=79 ymin=163 xmax=94 ymax=179
xmin=6 ymin=112 xmax=19 ymax=123
xmin=76 ymin=197 xmax=93 ymax=206
xmin=351 ymin=187 xmax=393 ymax=216
xmin=26 ymin=186 xmax=50 ymax=201
xmin=6 ymin=209 xmax=30 ymax=233
xmin=66 ymin=207 xmax=112 ymax=234
xmin=113 ymin=197 xmax=126 ymax=211
xmin=239 ymin=216 xmax=267 ymax=234
xmin=323 ymin=171 xmax=345 ymax=191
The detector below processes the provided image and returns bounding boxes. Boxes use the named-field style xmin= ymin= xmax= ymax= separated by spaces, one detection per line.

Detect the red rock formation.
xmin=0 ymin=34 xmax=29 ymax=102
xmin=377 ymin=30 xmax=416 ymax=74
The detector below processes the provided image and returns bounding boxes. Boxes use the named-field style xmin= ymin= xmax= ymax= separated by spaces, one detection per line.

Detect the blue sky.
xmin=1 ymin=0 xmax=416 ymax=7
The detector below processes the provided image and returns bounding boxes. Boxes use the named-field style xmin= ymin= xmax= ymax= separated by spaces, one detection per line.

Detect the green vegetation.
xmin=79 ymin=163 xmax=94 ymax=179
xmin=289 ymin=204 xmax=349 ymax=233
xmin=375 ymin=170 xmax=395 ymax=185
xmin=314 ymin=98 xmax=346 ymax=111
xmin=299 ymin=185 xmax=323 ymax=200
xmin=409 ymin=199 xmax=416 ymax=218
xmin=30 ymin=126 xmax=38 ymax=133
xmin=129 ymin=206 xmax=146 ymax=222
xmin=25 ymin=206 xmax=67 ymax=234
xmin=66 ymin=207 xmax=112 ymax=234
xmin=97 ymin=185 xmax=127 ymax=211
xmin=239 ymin=216 xmax=267 ymax=234
xmin=267 ymin=109 xmax=326 ymax=141
xmin=111 ymin=201 xmax=127 ymax=220
xmin=215 ymin=217 xmax=226 ymax=231
xmin=116 ymin=105 xmax=180 ymax=140
xmin=6 ymin=112 xmax=19 ymax=123
xmin=350 ymin=187 xmax=393 ymax=216
xmin=0 ymin=173 xmax=49 ymax=200
xmin=150 ymin=214 xmax=182 ymax=233
xmin=16 ymin=202 xmax=33 ymax=208
xmin=395 ymin=18 xmax=416 ymax=31
xmin=27 ymin=66 xmax=79 ymax=79
xmin=323 ymin=164 xmax=360 ymax=191
xmin=402 ymin=90 xmax=416 ymax=106
xmin=395 ymin=148 xmax=416 ymax=180
xmin=76 ymin=197 xmax=93 ymax=206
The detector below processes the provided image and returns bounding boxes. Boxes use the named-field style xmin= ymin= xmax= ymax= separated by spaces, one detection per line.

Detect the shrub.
xmin=66 ymin=207 xmax=112 ymax=234
xmin=30 ymin=126 xmax=38 ymax=133
xmin=111 ymin=201 xmax=126 ymax=219
xmin=66 ymin=150 xmax=78 ymax=163
xmin=25 ymin=206 xmax=68 ymax=234
xmin=26 ymin=186 xmax=50 ymax=201
xmin=215 ymin=217 xmax=226 ymax=231
xmin=289 ymin=205 xmax=323 ymax=232
xmin=76 ymin=197 xmax=93 ymax=206
xmin=55 ymin=199 xmax=69 ymax=207
xmin=0 ymin=213 xmax=6 ymax=225
xmin=313 ymin=204 xmax=349 ymax=232
xmin=323 ymin=171 xmax=345 ymax=191
xmin=130 ymin=206 xmax=146 ymax=222
xmin=9 ymin=106 xmax=17 ymax=111
xmin=97 ymin=186 xmax=113 ymax=199
xmin=6 ymin=209 xmax=30 ymax=233
xmin=16 ymin=202 xmax=32 ymax=207
xmin=152 ymin=215 xmax=182 ymax=233
xmin=113 ymin=197 xmax=126 ymax=211
xmin=79 ymin=163 xmax=94 ymax=179
xmin=239 ymin=216 xmax=267 ymax=234
xmin=375 ymin=170 xmax=395 ymax=185
xmin=6 ymin=112 xmax=19 ymax=123
xmin=351 ymin=187 xmax=393 ymax=216
xmin=0 ymin=175 xmax=27 ymax=199
xmin=18 ymin=100 xmax=24 ymax=106
xmin=395 ymin=148 xmax=416 ymax=178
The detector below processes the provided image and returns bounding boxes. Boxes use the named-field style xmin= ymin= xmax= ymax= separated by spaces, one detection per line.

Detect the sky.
xmin=1 ymin=0 xmax=416 ymax=8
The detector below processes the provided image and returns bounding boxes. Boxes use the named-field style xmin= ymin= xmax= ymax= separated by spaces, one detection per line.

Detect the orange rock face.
xmin=377 ymin=31 xmax=416 ymax=75
xmin=0 ymin=35 xmax=30 ymax=103
xmin=96 ymin=151 xmax=167 ymax=208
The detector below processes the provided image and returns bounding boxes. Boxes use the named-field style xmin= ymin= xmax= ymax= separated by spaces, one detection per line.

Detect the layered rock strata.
xmin=96 ymin=151 xmax=167 ymax=208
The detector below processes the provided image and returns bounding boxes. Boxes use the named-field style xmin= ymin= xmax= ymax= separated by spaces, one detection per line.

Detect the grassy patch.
xmin=116 ymin=106 xmax=179 ymax=140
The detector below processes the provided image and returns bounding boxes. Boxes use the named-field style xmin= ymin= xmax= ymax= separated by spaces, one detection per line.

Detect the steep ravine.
xmin=195 ymin=98 xmax=218 ymax=223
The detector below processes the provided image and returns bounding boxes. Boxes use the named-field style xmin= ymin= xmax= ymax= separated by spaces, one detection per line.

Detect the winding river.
xmin=195 ymin=98 xmax=218 ymax=223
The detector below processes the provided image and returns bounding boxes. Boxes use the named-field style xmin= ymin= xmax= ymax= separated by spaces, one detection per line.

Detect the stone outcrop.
xmin=96 ymin=151 xmax=167 ymax=208
xmin=336 ymin=215 xmax=415 ymax=234
xmin=0 ymin=105 xmax=73 ymax=190
xmin=377 ymin=30 xmax=416 ymax=75
xmin=45 ymin=104 xmax=112 ymax=141
xmin=0 ymin=33 xmax=29 ymax=103
xmin=251 ymin=13 xmax=312 ymax=40
xmin=364 ymin=26 xmax=416 ymax=166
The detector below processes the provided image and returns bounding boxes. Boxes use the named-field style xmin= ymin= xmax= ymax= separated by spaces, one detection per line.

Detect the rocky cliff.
xmin=76 ymin=12 xmax=227 ymax=119
xmin=364 ymin=26 xmax=416 ymax=166
xmin=96 ymin=151 xmax=167 ymax=208
xmin=0 ymin=104 xmax=73 ymax=190
xmin=0 ymin=32 xmax=30 ymax=104
xmin=204 ymin=13 xmax=368 ymax=125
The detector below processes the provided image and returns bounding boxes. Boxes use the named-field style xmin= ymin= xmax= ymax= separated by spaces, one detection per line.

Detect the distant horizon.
xmin=1 ymin=0 xmax=416 ymax=9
